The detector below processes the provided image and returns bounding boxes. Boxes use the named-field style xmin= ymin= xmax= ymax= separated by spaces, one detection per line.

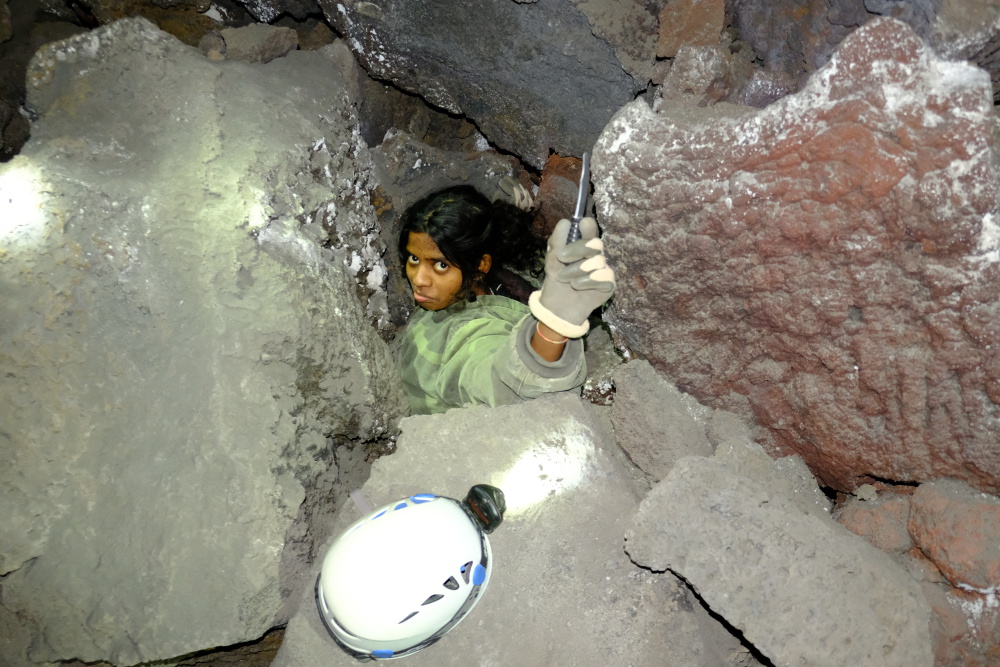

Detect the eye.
xmin=406 ymin=255 xmax=419 ymax=265
xmin=434 ymin=261 xmax=450 ymax=272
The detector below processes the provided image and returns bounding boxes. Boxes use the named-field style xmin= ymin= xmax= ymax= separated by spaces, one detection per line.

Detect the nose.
xmin=412 ymin=263 xmax=431 ymax=287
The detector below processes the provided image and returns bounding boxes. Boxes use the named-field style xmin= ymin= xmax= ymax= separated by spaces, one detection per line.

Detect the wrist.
xmin=535 ymin=321 xmax=568 ymax=345
xmin=528 ymin=291 xmax=590 ymax=339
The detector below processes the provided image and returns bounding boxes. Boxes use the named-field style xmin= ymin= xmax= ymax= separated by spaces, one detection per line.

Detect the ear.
xmin=478 ymin=254 xmax=492 ymax=276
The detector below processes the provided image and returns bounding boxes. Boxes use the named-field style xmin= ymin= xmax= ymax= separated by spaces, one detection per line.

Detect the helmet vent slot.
xmin=460 ymin=561 xmax=474 ymax=584
xmin=422 ymin=594 xmax=444 ymax=605
xmin=443 ymin=576 xmax=459 ymax=590
xmin=399 ymin=611 xmax=419 ymax=624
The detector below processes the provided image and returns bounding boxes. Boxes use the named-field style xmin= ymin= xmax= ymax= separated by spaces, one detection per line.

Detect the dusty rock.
xmin=854 ymin=482 xmax=878 ymax=501
xmin=930 ymin=0 xmax=1000 ymax=102
xmin=657 ymin=43 xmax=754 ymax=107
xmin=921 ymin=579 xmax=1000 ymax=667
xmin=656 ymin=0 xmax=724 ymax=58
xmin=218 ymin=23 xmax=298 ymax=63
xmin=837 ymin=479 xmax=1000 ymax=662
xmin=322 ymin=0 xmax=641 ymax=168
xmin=575 ymin=0 xmax=664 ymax=83
xmin=611 ymin=359 xmax=714 ymax=483
xmin=0 ymin=17 xmax=405 ymax=665
xmin=273 ymin=393 xmax=755 ymax=666
xmin=909 ymin=478 xmax=1000 ymax=592
xmin=627 ymin=454 xmax=933 ymax=666
xmin=708 ymin=412 xmax=834 ymax=520
xmin=836 ymin=492 xmax=914 ymax=553
xmin=595 ymin=18 xmax=1000 ymax=495
xmin=654 ymin=33 xmax=794 ymax=110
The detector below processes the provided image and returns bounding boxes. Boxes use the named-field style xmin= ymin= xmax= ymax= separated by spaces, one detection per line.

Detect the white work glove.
xmin=529 ymin=217 xmax=615 ymax=339
xmin=491 ymin=176 xmax=534 ymax=211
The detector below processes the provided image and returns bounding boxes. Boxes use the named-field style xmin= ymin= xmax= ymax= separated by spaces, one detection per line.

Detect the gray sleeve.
xmin=493 ymin=315 xmax=587 ymax=400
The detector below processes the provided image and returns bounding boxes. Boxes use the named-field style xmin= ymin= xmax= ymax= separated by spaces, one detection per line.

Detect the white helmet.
xmin=316 ymin=485 xmax=505 ymax=660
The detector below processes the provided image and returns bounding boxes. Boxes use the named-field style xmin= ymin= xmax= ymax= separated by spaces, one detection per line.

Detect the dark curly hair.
xmin=398 ymin=185 xmax=542 ymax=300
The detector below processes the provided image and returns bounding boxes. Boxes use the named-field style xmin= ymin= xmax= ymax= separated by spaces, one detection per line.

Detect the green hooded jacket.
xmin=396 ymin=295 xmax=586 ymax=414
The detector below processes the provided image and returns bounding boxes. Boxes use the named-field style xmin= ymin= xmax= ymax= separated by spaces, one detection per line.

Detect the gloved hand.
xmin=529 ymin=217 xmax=615 ymax=339
xmin=491 ymin=176 xmax=534 ymax=211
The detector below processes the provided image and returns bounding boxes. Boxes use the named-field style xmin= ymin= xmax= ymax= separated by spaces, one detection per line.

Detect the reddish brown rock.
xmin=922 ymin=580 xmax=1000 ymax=667
xmin=656 ymin=0 xmax=724 ymax=58
xmin=835 ymin=493 xmax=913 ymax=554
xmin=595 ymin=18 xmax=1000 ymax=494
xmin=909 ymin=479 xmax=1000 ymax=592
xmin=533 ymin=153 xmax=585 ymax=239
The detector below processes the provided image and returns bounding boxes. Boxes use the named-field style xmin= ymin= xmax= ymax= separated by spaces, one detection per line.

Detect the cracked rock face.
xmin=0 ymin=18 xmax=405 ymax=665
xmin=626 ymin=453 xmax=934 ymax=666
xmin=321 ymin=0 xmax=641 ymax=168
xmin=595 ymin=18 xmax=1000 ymax=495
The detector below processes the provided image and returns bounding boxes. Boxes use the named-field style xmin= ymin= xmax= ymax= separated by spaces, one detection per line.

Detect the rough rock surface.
xmin=656 ymin=0 xmax=723 ymax=58
xmin=909 ymin=478 xmax=1000 ymax=592
xmin=0 ymin=18 xmax=405 ymax=665
xmin=731 ymin=0 xmax=1000 ymax=101
xmin=595 ymin=18 xmax=1000 ymax=494
xmin=836 ymin=492 xmax=915 ymax=553
xmin=575 ymin=0 xmax=664 ymax=83
xmin=836 ymin=483 xmax=1000 ymax=664
xmin=930 ymin=0 xmax=1000 ymax=102
xmin=322 ymin=0 xmax=641 ymax=168
xmin=922 ymin=578 xmax=1000 ymax=667
xmin=627 ymin=453 xmax=933 ymax=666
xmin=655 ymin=38 xmax=795 ymax=110
xmin=215 ymin=23 xmax=299 ymax=63
xmin=732 ymin=0 xmax=936 ymax=89
xmin=611 ymin=359 xmax=714 ymax=483
xmin=273 ymin=393 xmax=757 ymax=667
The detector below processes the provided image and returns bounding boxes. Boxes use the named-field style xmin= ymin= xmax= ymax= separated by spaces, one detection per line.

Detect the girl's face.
xmin=405 ymin=232 xmax=491 ymax=311
xmin=405 ymin=232 xmax=466 ymax=311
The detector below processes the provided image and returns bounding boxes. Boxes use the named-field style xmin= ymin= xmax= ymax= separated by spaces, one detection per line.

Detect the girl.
xmin=395 ymin=184 xmax=614 ymax=414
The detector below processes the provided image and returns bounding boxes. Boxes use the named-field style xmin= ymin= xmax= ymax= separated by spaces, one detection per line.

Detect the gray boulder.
xmin=626 ymin=454 xmax=933 ymax=666
xmin=273 ymin=393 xmax=753 ymax=666
xmin=611 ymin=359 xmax=715 ymax=483
xmin=322 ymin=0 xmax=641 ymax=168
xmin=0 ymin=18 xmax=405 ymax=665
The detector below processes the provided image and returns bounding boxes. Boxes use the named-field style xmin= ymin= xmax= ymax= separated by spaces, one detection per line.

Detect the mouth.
xmin=413 ymin=292 xmax=431 ymax=304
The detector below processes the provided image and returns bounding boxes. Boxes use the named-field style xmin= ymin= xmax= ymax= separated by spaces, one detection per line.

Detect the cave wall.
xmin=1 ymin=1 xmax=999 ymax=666
xmin=0 ymin=18 xmax=405 ymax=665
